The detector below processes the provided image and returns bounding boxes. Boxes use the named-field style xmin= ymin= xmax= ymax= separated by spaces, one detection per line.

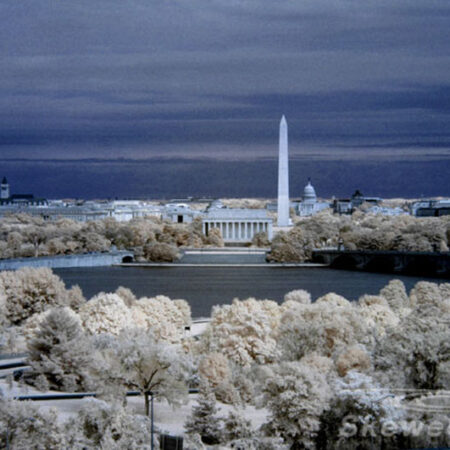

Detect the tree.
xmin=98 ymin=329 xmax=188 ymax=416
xmin=267 ymin=230 xmax=308 ymax=263
xmin=379 ymin=279 xmax=410 ymax=312
xmin=0 ymin=398 xmax=67 ymax=448
xmin=260 ymin=361 xmax=332 ymax=449
xmin=27 ymin=307 xmax=95 ymax=391
xmin=185 ymin=386 xmax=223 ymax=445
xmin=373 ymin=301 xmax=450 ymax=390
xmin=318 ymin=371 xmax=404 ymax=450
xmin=78 ymin=293 xmax=134 ymax=335
xmin=65 ymin=399 xmax=153 ymax=449
xmin=221 ymin=408 xmax=253 ymax=443
xmin=143 ymin=242 xmax=180 ymax=262
xmin=205 ymin=227 xmax=224 ymax=247
xmin=200 ymin=298 xmax=281 ymax=366
xmin=278 ymin=299 xmax=371 ymax=361
xmin=131 ymin=295 xmax=191 ymax=343
xmin=0 ymin=267 xmax=80 ymax=325
xmin=252 ymin=231 xmax=270 ymax=247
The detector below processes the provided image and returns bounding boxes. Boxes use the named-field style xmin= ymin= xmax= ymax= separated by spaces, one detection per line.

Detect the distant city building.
xmin=366 ymin=205 xmax=407 ymax=216
xmin=297 ymin=179 xmax=330 ymax=217
xmin=411 ymin=199 xmax=450 ymax=217
xmin=333 ymin=190 xmax=382 ymax=214
xmin=162 ymin=203 xmax=201 ymax=223
xmin=0 ymin=177 xmax=47 ymax=206
xmin=202 ymin=207 xmax=273 ymax=242
xmin=351 ymin=190 xmax=381 ymax=209
xmin=1 ymin=177 xmax=10 ymax=199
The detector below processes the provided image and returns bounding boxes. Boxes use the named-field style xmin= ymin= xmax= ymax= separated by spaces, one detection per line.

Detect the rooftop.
xmin=204 ymin=208 xmax=271 ymax=220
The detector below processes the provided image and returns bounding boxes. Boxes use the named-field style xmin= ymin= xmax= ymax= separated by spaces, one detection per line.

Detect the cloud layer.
xmin=0 ymin=0 xmax=449 ymax=196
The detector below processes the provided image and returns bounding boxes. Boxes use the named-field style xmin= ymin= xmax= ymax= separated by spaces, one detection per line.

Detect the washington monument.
xmin=277 ymin=115 xmax=290 ymax=226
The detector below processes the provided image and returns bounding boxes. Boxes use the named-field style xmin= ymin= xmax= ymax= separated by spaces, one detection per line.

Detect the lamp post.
xmin=151 ymin=391 xmax=154 ymax=450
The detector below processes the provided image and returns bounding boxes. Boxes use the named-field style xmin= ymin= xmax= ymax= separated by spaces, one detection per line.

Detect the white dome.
xmin=303 ymin=180 xmax=317 ymax=202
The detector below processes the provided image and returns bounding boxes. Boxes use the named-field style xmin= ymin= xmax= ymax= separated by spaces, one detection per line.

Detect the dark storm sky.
xmin=1 ymin=0 xmax=449 ymax=199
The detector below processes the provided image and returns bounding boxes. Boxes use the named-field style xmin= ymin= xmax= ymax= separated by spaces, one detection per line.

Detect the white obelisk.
xmin=277 ymin=115 xmax=290 ymax=226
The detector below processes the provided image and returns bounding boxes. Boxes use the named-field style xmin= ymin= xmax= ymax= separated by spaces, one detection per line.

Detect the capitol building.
xmin=297 ymin=179 xmax=330 ymax=217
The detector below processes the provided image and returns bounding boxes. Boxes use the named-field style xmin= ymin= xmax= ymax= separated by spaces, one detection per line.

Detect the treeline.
xmin=0 ymin=267 xmax=449 ymax=448
xmin=1 ymin=210 xmax=449 ymax=264
xmin=0 ymin=214 xmax=223 ymax=262
xmin=269 ymin=210 xmax=450 ymax=262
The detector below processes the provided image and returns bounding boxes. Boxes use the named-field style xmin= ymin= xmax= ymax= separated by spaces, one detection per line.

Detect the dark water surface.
xmin=54 ymin=266 xmax=444 ymax=318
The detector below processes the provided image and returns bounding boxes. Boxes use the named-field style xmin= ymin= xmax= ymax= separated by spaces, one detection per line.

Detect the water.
xmin=54 ymin=266 xmax=445 ymax=318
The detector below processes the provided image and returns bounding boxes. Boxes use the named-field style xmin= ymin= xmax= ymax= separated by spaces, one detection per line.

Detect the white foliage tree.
xmin=283 ymin=289 xmax=312 ymax=305
xmin=79 ymin=292 xmax=134 ymax=335
xmin=114 ymin=286 xmax=137 ymax=307
xmin=0 ymin=398 xmax=67 ymax=448
xmin=185 ymin=386 xmax=223 ymax=445
xmin=131 ymin=295 xmax=191 ymax=343
xmin=221 ymin=408 xmax=253 ymax=444
xmin=260 ymin=361 xmax=332 ymax=449
xmin=200 ymin=298 xmax=281 ymax=367
xmin=373 ymin=302 xmax=450 ymax=390
xmin=335 ymin=345 xmax=371 ymax=377
xmin=96 ymin=329 xmax=189 ymax=416
xmin=27 ymin=307 xmax=95 ymax=391
xmin=319 ymin=371 xmax=404 ymax=450
xmin=278 ymin=300 xmax=371 ymax=361
xmin=357 ymin=297 xmax=400 ymax=337
xmin=65 ymin=398 xmax=153 ymax=449
xmin=0 ymin=267 xmax=83 ymax=324
xmin=379 ymin=279 xmax=410 ymax=312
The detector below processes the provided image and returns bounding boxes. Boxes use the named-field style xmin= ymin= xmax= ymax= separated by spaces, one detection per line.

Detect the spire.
xmin=1 ymin=177 xmax=7 ymax=184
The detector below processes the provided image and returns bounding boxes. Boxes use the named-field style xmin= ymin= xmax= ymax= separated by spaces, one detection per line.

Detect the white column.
xmin=278 ymin=115 xmax=290 ymax=226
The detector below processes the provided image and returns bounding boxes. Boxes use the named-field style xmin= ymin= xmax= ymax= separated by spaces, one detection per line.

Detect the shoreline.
xmin=116 ymin=262 xmax=328 ymax=268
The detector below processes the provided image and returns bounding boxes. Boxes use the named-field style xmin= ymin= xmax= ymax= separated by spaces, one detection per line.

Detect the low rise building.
xmin=411 ymin=199 xmax=450 ymax=217
xmin=333 ymin=190 xmax=382 ymax=214
xmin=162 ymin=203 xmax=202 ymax=223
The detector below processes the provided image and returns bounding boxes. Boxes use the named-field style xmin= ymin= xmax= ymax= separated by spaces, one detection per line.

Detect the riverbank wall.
xmin=312 ymin=249 xmax=450 ymax=278
xmin=0 ymin=250 xmax=134 ymax=270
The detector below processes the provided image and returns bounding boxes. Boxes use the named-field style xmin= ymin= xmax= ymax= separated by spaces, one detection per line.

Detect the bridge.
xmin=312 ymin=249 xmax=450 ymax=278
xmin=0 ymin=250 xmax=134 ymax=270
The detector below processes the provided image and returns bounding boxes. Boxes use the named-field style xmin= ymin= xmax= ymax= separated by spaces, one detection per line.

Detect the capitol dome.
xmin=303 ymin=179 xmax=317 ymax=203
